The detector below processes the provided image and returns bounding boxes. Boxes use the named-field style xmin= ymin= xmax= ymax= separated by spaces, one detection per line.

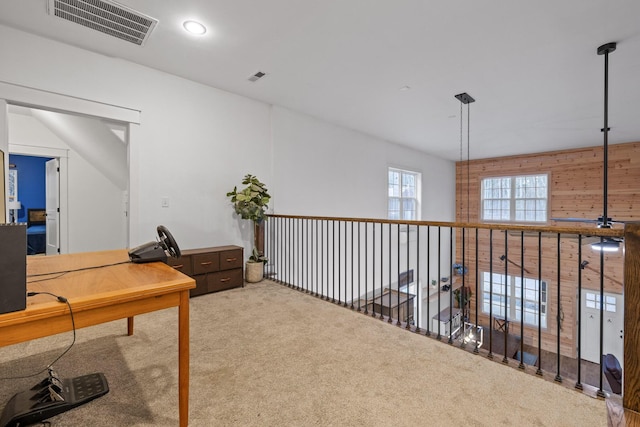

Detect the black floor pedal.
xmin=0 ymin=372 xmax=109 ymax=427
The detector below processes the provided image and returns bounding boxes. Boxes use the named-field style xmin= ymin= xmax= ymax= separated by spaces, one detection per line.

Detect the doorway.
xmin=7 ymin=105 xmax=129 ymax=253
xmin=580 ymin=289 xmax=624 ymax=365
xmin=8 ymin=154 xmax=56 ymax=254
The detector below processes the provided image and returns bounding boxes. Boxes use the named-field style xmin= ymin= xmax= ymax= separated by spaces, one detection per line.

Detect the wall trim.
xmin=0 ymin=80 xmax=140 ymax=124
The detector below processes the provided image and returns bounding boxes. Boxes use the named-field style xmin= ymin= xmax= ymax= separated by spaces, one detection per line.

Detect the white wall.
xmin=0 ymin=24 xmax=455 ymax=259
xmin=272 ymin=106 xmax=454 ymax=219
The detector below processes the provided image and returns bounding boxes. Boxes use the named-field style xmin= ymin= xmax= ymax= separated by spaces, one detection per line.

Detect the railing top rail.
xmin=266 ymin=213 xmax=626 ymax=238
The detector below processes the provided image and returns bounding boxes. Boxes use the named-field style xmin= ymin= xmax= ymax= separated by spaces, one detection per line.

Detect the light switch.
xmin=161 ymin=197 xmax=170 ymax=208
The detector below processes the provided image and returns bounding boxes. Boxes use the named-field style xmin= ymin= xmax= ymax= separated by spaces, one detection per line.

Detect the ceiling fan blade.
xmin=551 ymin=217 xmax=599 ymax=223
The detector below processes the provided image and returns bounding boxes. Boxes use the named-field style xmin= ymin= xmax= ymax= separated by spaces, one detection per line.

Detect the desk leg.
xmin=178 ymin=290 xmax=190 ymax=427
xmin=127 ymin=317 xmax=134 ymax=336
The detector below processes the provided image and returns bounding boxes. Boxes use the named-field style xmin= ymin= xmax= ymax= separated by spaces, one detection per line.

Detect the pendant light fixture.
xmin=455 ymin=92 xmax=475 ymax=225
xmin=592 ymin=42 xmax=619 ymax=252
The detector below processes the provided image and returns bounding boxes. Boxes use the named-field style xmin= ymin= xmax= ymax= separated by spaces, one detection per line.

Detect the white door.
xmin=580 ymin=289 xmax=624 ymax=365
xmin=45 ymin=158 xmax=60 ymax=255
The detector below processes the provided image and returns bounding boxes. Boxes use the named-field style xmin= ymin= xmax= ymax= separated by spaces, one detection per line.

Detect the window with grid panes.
xmin=388 ymin=168 xmax=420 ymax=220
xmin=481 ymin=174 xmax=548 ymax=223
xmin=481 ymin=272 xmax=547 ymax=328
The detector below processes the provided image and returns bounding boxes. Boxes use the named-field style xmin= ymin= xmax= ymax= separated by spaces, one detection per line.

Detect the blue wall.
xmin=8 ymin=154 xmax=52 ymax=223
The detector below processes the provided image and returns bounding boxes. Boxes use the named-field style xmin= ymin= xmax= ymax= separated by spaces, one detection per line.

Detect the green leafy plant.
xmin=226 ymin=174 xmax=271 ymax=223
xmin=227 ymin=174 xmax=271 ymax=262
xmin=248 ymin=247 xmax=268 ymax=264
xmin=454 ymin=286 xmax=473 ymax=307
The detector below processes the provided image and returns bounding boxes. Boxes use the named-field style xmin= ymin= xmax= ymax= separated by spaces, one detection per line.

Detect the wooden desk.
xmin=0 ymin=250 xmax=195 ymax=427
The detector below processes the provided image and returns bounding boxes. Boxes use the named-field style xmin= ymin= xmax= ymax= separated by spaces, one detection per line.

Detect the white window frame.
xmin=481 ymin=174 xmax=549 ymax=223
xmin=585 ymin=291 xmax=617 ymax=312
xmin=481 ymin=271 xmax=547 ymax=328
xmin=388 ymin=167 xmax=421 ymax=220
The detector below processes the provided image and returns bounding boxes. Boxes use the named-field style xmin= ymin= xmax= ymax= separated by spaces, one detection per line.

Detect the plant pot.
xmin=245 ymin=261 xmax=264 ymax=283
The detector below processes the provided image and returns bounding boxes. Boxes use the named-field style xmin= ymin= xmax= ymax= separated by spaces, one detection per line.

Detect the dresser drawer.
xmin=193 ymin=252 xmax=220 ymax=275
xmin=190 ymin=274 xmax=209 ymax=297
xmin=167 ymin=255 xmax=193 ymax=276
xmin=207 ymin=269 xmax=243 ymax=293
xmin=219 ymin=249 xmax=243 ymax=271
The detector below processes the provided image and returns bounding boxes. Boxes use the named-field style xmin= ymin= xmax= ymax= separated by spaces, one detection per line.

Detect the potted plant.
xmin=453 ymin=286 xmax=473 ymax=308
xmin=226 ymin=174 xmax=271 ymax=282
xmin=245 ymin=248 xmax=268 ymax=282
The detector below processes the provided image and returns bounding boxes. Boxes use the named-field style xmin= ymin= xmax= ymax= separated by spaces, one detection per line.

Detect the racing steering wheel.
xmin=157 ymin=225 xmax=181 ymax=258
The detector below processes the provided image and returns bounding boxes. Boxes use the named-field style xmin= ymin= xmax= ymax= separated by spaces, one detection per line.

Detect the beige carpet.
xmin=0 ymin=280 xmax=606 ymax=426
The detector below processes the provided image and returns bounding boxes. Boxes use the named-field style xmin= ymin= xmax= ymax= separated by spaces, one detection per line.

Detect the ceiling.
xmin=1 ymin=0 xmax=639 ymax=161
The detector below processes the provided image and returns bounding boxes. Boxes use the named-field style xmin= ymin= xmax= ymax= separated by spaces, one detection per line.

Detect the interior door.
xmin=580 ymin=289 xmax=624 ymax=365
xmin=45 ymin=158 xmax=60 ymax=255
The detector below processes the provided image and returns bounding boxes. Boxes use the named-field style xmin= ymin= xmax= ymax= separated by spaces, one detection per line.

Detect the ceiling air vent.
xmin=47 ymin=0 xmax=158 ymax=46
xmin=248 ymin=71 xmax=267 ymax=82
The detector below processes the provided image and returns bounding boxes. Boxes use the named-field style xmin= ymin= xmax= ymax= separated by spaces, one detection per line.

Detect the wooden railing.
xmin=264 ymin=214 xmax=638 ymax=416
xmin=623 ymin=224 xmax=640 ymax=415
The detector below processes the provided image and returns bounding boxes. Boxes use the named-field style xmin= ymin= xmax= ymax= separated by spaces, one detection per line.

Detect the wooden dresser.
xmin=167 ymin=245 xmax=244 ymax=297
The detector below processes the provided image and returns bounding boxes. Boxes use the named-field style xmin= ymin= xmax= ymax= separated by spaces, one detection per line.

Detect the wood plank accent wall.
xmin=455 ymin=141 xmax=640 ymax=357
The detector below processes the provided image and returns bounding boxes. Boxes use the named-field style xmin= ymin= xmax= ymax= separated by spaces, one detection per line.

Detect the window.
xmin=481 ymin=174 xmax=548 ymax=223
xmin=482 ymin=272 xmax=547 ymax=328
xmin=585 ymin=292 xmax=617 ymax=312
xmin=388 ymin=168 xmax=420 ymax=220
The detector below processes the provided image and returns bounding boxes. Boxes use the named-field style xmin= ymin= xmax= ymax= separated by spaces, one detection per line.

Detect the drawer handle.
xmin=226 ymin=258 xmax=237 ymax=262
xmin=220 ymin=278 xmax=231 ymax=282
xmin=173 ymin=264 xmax=184 ymax=269
xmin=200 ymin=261 xmax=213 ymax=266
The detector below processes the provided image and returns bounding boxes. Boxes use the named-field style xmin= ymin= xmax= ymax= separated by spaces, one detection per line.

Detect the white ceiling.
xmin=1 ymin=0 xmax=639 ymax=161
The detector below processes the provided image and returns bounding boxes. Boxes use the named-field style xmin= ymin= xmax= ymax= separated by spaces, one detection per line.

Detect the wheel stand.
xmin=0 ymin=369 xmax=109 ymax=427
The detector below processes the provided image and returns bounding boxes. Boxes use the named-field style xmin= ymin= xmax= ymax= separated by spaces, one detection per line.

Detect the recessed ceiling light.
xmin=183 ymin=20 xmax=206 ymax=35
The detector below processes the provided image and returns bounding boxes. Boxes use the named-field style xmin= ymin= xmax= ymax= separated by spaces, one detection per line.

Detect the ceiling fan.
xmin=551 ymin=42 xmax=627 ymax=251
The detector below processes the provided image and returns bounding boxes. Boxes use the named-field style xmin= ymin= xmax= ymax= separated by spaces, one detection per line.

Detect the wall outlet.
xmin=161 ymin=197 xmax=170 ymax=208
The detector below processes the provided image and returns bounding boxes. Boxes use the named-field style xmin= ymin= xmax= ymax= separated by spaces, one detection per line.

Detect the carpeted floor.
xmin=0 ymin=280 xmax=607 ymax=426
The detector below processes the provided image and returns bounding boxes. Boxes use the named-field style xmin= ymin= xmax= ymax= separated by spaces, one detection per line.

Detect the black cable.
xmin=26 ymin=260 xmax=131 ymax=282
xmin=0 ymin=292 xmax=76 ymax=380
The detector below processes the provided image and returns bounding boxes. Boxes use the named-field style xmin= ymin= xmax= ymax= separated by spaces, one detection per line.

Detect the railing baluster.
xmin=555 ymin=233 xmax=562 ymax=383
xmin=437 ymin=226 xmax=442 ymax=340
xmin=344 ymin=221 xmax=348 ymax=307
xmin=415 ymin=225 xmax=420 ymax=333
xmin=576 ymin=235 xmax=583 ymax=390
xmin=406 ymin=223 xmax=411 ymax=330
xmin=518 ymin=231 xmax=525 ymax=370
xmin=334 ymin=221 xmax=342 ymax=304
xmin=536 ymin=231 xmax=543 ymax=376
xmin=388 ymin=223 xmax=392 ymax=323
xmin=320 ymin=220 xmax=324 ymax=296
xmin=397 ymin=223 xmax=401 ymax=326
xmin=379 ymin=222 xmax=384 ymax=320
xmin=372 ymin=222 xmax=376 ymax=318
xmin=308 ymin=218 xmax=312 ymax=294
xmin=474 ymin=227 xmax=479 ymax=354
xmin=503 ymin=229 xmax=509 ymax=363
xmin=332 ymin=220 xmax=336 ymax=303
xmin=426 ymin=226 xmax=431 ymax=337
xmin=290 ymin=217 xmax=294 ymax=288
xmin=488 ymin=229 xmax=493 ymax=359
xmin=597 ymin=236 xmax=606 ymax=397
xmin=315 ymin=219 xmax=319 ymax=297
